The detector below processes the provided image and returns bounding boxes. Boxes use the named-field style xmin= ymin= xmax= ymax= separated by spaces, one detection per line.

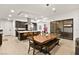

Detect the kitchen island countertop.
xmin=18 ymin=31 xmax=40 ymax=33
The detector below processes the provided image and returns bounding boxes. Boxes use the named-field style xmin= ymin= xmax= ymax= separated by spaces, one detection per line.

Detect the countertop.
xmin=18 ymin=31 xmax=40 ymax=33
xmin=15 ymin=28 xmax=26 ymax=31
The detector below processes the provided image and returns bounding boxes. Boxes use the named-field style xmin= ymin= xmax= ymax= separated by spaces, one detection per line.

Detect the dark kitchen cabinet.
xmin=0 ymin=34 xmax=2 ymax=46
xmin=15 ymin=21 xmax=26 ymax=28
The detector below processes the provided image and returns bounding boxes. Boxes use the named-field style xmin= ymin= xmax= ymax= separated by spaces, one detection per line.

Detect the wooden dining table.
xmin=33 ymin=34 xmax=59 ymax=54
xmin=33 ymin=34 xmax=57 ymax=45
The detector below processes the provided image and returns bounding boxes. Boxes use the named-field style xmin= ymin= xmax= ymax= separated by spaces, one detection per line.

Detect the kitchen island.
xmin=17 ymin=31 xmax=40 ymax=41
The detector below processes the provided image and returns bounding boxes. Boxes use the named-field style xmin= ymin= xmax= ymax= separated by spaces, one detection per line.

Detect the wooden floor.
xmin=0 ymin=36 xmax=75 ymax=55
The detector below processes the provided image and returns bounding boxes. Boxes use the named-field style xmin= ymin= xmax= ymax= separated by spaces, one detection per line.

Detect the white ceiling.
xmin=0 ymin=4 xmax=79 ymax=20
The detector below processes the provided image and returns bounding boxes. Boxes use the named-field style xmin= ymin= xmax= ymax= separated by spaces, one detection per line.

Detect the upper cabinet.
xmin=15 ymin=21 xmax=26 ymax=28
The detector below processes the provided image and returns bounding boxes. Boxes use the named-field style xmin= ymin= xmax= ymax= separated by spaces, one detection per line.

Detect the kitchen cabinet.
xmin=0 ymin=29 xmax=3 ymax=46
xmin=0 ymin=34 xmax=2 ymax=46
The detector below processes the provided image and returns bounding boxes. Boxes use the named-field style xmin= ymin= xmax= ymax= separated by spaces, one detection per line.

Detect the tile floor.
xmin=0 ymin=36 xmax=75 ymax=55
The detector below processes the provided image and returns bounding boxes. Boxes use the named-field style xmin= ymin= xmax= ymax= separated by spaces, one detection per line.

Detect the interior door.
xmin=4 ymin=20 xmax=12 ymax=36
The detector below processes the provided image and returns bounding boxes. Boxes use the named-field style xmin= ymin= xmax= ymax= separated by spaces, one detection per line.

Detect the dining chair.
xmin=28 ymin=32 xmax=41 ymax=55
xmin=28 ymin=33 xmax=45 ymax=55
xmin=28 ymin=36 xmax=36 ymax=55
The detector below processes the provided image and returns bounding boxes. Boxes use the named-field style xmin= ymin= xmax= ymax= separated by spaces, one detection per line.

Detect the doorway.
xmin=3 ymin=20 xmax=13 ymax=36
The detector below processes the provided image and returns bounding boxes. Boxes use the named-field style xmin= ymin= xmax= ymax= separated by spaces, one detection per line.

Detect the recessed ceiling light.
xmin=43 ymin=17 xmax=48 ymax=20
xmin=8 ymin=18 xmax=11 ymax=20
xmin=11 ymin=10 xmax=15 ymax=13
xmin=8 ymin=14 xmax=12 ymax=17
xmin=52 ymin=8 xmax=56 ymax=12
xmin=41 ymin=16 xmax=44 ymax=18
xmin=24 ymin=14 xmax=28 ymax=17
xmin=37 ymin=20 xmax=41 ymax=22
xmin=35 ymin=17 xmax=38 ymax=19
